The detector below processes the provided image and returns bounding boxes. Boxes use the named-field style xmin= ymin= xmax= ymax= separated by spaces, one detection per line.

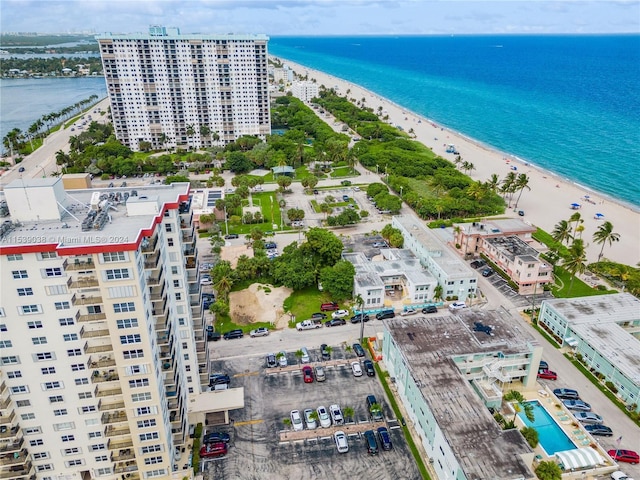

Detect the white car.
xmin=331 ymin=309 xmax=350 ymax=319
xmin=611 ymin=472 xmax=634 ymax=480
xmin=329 ymin=404 xmax=344 ymax=425
xmin=400 ymin=308 xmax=418 ymax=316
xmin=448 ymin=302 xmax=466 ymax=311
xmin=303 ymin=409 xmax=317 ymax=430
xmin=278 ymin=351 xmax=288 ymax=367
xmin=290 ymin=410 xmax=303 ymax=431
xmin=199 ymin=277 xmax=212 ymax=286
xmin=334 ymin=430 xmax=348 ymax=453
xmin=316 ymin=406 xmax=331 ymax=428
xmin=351 ymin=361 xmax=363 ymax=377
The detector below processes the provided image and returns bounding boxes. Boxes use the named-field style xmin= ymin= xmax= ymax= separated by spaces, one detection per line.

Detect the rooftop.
xmin=457 ymin=218 xmax=536 ymax=236
xmin=485 ymin=235 xmax=543 ymax=262
xmin=344 ymin=248 xmax=436 ymax=288
xmin=385 ymin=311 xmax=535 ymax=480
xmin=543 ymin=294 xmax=640 ymax=383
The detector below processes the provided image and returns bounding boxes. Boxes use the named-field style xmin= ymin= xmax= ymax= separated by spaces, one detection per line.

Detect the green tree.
xmin=552 ymin=220 xmax=573 ymax=246
xmin=374 ymin=193 xmax=402 ymax=213
xmin=225 ymin=151 xmax=253 ymax=173
xmin=534 ymin=461 xmax=562 ymax=480
xmin=486 ymin=173 xmax=500 ymax=193
xmin=342 ymin=406 xmax=355 ymax=422
xmin=366 ymin=183 xmax=388 ymax=198
xmin=165 ymin=174 xmax=190 ymax=185
xmin=287 ymin=208 xmax=305 ymax=222
xmin=569 ymin=211 xmax=584 ymax=238
xmin=503 ymin=390 xmax=534 ymax=424
xmin=277 ymin=176 xmax=292 ymax=191
xmin=520 ymin=426 xmax=539 ymax=448
xmin=593 ymin=221 xmax=620 ymax=261
xmin=562 ymin=238 xmax=587 ymax=294
xmin=319 ymin=260 xmax=356 ymax=300
xmin=302 ymin=227 xmax=344 ymax=268
xmin=513 ymin=173 xmax=530 ymax=208
xmin=433 ymin=284 xmax=443 ymax=302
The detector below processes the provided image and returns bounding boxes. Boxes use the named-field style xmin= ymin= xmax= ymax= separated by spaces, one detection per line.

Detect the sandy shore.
xmin=276 ymin=57 xmax=640 ymax=267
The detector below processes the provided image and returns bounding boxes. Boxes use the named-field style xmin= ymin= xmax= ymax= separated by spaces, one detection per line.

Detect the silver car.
xmin=278 ymin=351 xmax=288 ymax=367
xmin=303 ymin=409 xmax=317 ymax=430
xmin=290 ymin=410 xmax=304 ymax=431
xmin=316 ymin=406 xmax=331 ymax=428
xmin=574 ymin=412 xmax=603 ymax=424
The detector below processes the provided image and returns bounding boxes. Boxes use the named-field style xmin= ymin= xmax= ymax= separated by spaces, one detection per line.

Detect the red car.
xmin=537 ymin=370 xmax=558 ymax=380
xmin=320 ymin=302 xmax=339 ymax=311
xmin=302 ymin=365 xmax=314 ymax=383
xmin=200 ymin=442 xmax=228 ymax=458
xmin=608 ymin=449 xmax=639 ymax=464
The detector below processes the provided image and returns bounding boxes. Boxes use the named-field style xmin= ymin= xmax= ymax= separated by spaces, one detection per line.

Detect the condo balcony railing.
xmin=64 ymin=258 xmax=95 ymax=271
xmin=88 ymin=355 xmax=116 ymax=369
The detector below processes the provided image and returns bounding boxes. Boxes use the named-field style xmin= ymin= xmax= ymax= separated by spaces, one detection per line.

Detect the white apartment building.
xmin=96 ymin=25 xmax=271 ymax=151
xmin=271 ymin=66 xmax=294 ymax=84
xmin=392 ymin=216 xmax=478 ymax=302
xmin=0 ymin=178 xmax=208 ymax=480
xmin=291 ymin=81 xmax=319 ymax=103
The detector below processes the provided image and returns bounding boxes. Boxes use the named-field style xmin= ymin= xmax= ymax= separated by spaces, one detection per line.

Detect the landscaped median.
xmin=279 ymin=420 xmax=386 ymax=443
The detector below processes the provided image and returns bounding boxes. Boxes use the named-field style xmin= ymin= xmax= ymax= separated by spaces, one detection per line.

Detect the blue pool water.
xmin=518 ymin=401 xmax=576 ymax=455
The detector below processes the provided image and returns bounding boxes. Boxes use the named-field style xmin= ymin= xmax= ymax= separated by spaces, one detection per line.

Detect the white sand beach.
xmin=277 ymin=58 xmax=640 ymax=267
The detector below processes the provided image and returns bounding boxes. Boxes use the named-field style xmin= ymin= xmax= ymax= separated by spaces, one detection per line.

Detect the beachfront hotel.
xmin=0 ymin=178 xmax=215 ymax=479
xmin=382 ymin=310 xmax=542 ymax=479
xmin=96 ymin=25 xmax=270 ymax=152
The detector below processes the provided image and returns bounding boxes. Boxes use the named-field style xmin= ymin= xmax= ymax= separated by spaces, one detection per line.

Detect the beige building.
xmin=0 ymin=178 xmax=212 ymax=479
xmin=96 ymin=25 xmax=270 ymax=152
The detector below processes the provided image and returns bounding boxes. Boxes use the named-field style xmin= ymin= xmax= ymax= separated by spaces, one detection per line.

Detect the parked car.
xmin=18 ymin=166 xmax=25 ymax=172
xmin=448 ymin=302 xmax=467 ymax=311
xmin=313 ymin=189 xmax=319 ymax=195
xmin=266 ymin=353 xmax=277 ymax=368
xmin=317 ymin=406 xmax=331 ymax=428
xmin=372 ymin=241 xmax=388 ymax=248
xmin=400 ymin=308 xmax=418 ymax=316
xmin=363 ymin=359 xmax=375 ymax=377
xmin=314 ymin=365 xmax=326 ymax=382
xmin=325 ymin=318 xmax=346 ymax=327
xmin=311 ymin=312 xmax=327 ymax=319
xmin=302 ymin=365 xmax=314 ymax=383
xmin=350 ymin=313 xmax=370 ymax=323
xmin=203 ymin=431 xmax=230 ymax=444
xmin=200 ymin=276 xmax=213 ymax=286
xmin=224 ymin=233 xmax=239 ymax=239
xmin=364 ymin=430 xmax=379 ymax=455
xmin=303 ymin=409 xmax=317 ymax=430
xmin=351 ymin=361 xmax=363 ymax=377
xmin=223 ymin=329 xmax=243 ymax=340
xmin=584 ymin=424 xmax=613 ymax=437
xmin=320 ymin=302 xmax=339 ymax=311
xmin=320 ymin=344 xmax=331 ymax=360
xmin=278 ymin=352 xmax=288 ymax=367
xmin=250 ymin=327 xmax=269 ymax=338
xmin=200 ymin=442 xmax=227 ymax=458
xmin=553 ymin=388 xmax=580 ymax=400
xmin=331 ymin=309 xmax=350 ymax=319
xmin=539 ymin=360 xmax=549 ymax=371
xmin=376 ymin=309 xmax=395 ymax=320
xmin=334 ymin=430 xmax=348 ymax=453
xmin=518 ymin=210 xmax=525 ymax=216
xmin=289 ymin=410 xmax=304 ymax=432
xmin=353 ymin=343 xmax=366 ymax=357
xmin=470 ymin=259 xmax=486 ymax=269
xmin=574 ymin=412 xmax=603 ymax=424
xmin=330 ymin=404 xmax=344 ymax=425
xmin=608 ymin=450 xmax=639 ymax=465
xmin=377 ymin=427 xmax=393 ymax=450
xmin=482 ymin=268 xmax=495 ymax=277
xmin=209 ymin=373 xmax=230 ymax=386
xmin=299 ymin=347 xmax=310 ymax=363
xmin=422 ymin=305 xmax=438 ymax=314
xmin=563 ymin=400 xmax=591 ymax=411
xmin=537 ymin=370 xmax=558 ymax=380
xmin=611 ymin=471 xmax=635 ymax=480
xmin=367 ymin=394 xmax=384 ymax=422
xmin=264 ymin=242 xmax=277 ymax=250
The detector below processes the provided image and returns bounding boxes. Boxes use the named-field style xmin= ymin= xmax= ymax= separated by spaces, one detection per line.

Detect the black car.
xmin=353 ymin=343 xmax=366 ymax=357
xmin=313 ymin=189 xmax=319 ymax=194
xmin=209 ymin=374 xmax=230 ymax=386
xmin=470 ymin=259 xmax=486 ymax=269
xmin=266 ymin=353 xmax=277 ymax=368
xmin=376 ymin=310 xmax=395 ymax=320
xmin=377 ymin=427 xmax=393 ymax=450
xmin=206 ymin=326 xmax=221 ymax=342
xmin=539 ymin=360 xmax=549 ymax=371
xmin=204 ymin=431 xmax=231 ymax=443
xmin=223 ymin=329 xmax=243 ymax=340
xmin=482 ymin=268 xmax=494 ymax=277
xmin=321 ymin=344 xmax=331 ymax=361
xmin=264 ymin=242 xmax=277 ymax=250
xmin=224 ymin=233 xmax=239 ymax=239
xmin=584 ymin=424 xmax=613 ymax=437
xmin=553 ymin=388 xmax=580 ymax=400
xmin=325 ymin=318 xmax=346 ymax=327
xmin=422 ymin=305 xmax=438 ymax=314
xmin=363 ymin=359 xmax=375 ymax=377
xmin=350 ymin=313 xmax=370 ymax=323
xmin=311 ymin=312 xmax=327 ymax=319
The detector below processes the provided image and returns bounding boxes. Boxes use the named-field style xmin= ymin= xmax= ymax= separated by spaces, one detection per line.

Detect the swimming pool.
xmin=518 ymin=401 xmax=576 ymax=455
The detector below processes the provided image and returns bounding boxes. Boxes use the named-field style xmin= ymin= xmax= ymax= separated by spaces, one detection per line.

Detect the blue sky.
xmin=2 ymin=0 xmax=639 ymax=35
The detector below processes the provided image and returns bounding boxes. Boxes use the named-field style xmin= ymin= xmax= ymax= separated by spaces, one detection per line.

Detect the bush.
xmin=192 ymin=422 xmax=203 ymax=472
xmin=605 ymin=381 xmax=618 ymax=394
xmin=521 ymin=426 xmax=539 ymax=448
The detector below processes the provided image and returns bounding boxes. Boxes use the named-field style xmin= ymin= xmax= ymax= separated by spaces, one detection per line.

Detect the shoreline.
xmin=275 ymin=56 xmax=640 ymax=266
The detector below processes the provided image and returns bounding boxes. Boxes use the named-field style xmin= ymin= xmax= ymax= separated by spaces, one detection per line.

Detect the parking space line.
xmin=234 ymin=419 xmax=264 ymax=426
xmin=233 ymin=371 xmax=259 ymax=377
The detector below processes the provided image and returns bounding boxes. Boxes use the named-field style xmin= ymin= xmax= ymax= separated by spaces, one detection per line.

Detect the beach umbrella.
xmin=594 ymin=213 xmax=605 ymax=219
xmin=571 ymin=203 xmax=581 ymax=208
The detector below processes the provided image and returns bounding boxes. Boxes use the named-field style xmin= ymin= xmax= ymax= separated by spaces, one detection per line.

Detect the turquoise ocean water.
xmin=269 ymin=35 xmax=640 ymax=208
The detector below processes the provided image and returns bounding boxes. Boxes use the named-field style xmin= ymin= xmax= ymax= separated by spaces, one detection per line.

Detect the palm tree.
xmin=503 ymin=390 xmax=534 ymax=424
xmin=466 ymin=181 xmax=485 ymax=201
xmin=562 ymin=238 xmax=587 ymax=294
xmin=569 ymin=212 xmax=583 ymax=238
xmin=500 ymin=172 xmax=517 ymax=205
xmin=486 ymin=173 xmax=500 ymax=193
xmin=186 ymin=124 xmax=196 ymax=150
xmin=214 ymin=275 xmax=234 ymax=302
xmin=433 ymin=284 xmax=443 ymax=302
xmin=593 ymin=221 xmax=620 ymax=261
xmin=552 ymin=220 xmax=573 ymax=246
xmin=513 ymin=174 xmax=530 ymax=208
xmin=342 ymin=406 xmax=355 ymax=422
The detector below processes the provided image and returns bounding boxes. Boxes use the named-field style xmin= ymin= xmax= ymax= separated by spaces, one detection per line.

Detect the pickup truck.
xmin=296 ymin=319 xmax=323 ymax=331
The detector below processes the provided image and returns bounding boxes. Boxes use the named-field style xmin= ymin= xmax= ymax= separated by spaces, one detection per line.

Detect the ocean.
xmin=269 ymin=35 xmax=640 ymax=208
xmin=0 ymin=77 xmax=106 ymax=141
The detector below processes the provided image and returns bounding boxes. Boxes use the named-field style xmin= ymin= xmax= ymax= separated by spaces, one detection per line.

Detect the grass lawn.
xmin=282 ymin=286 xmax=346 ymax=327
xmin=551 ymin=268 xmax=617 ymax=298
xmin=248 ymin=172 xmax=275 ymax=183
xmin=214 ymin=312 xmax=272 ymax=335
xmin=331 ymin=166 xmax=359 ymax=178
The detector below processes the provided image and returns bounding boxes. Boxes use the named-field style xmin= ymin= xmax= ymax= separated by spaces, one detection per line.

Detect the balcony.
xmin=88 ymin=355 xmax=115 ymax=369
xmin=92 ymin=370 xmax=119 ymax=383
xmin=111 ymin=449 xmax=135 ymax=462
xmin=101 ymin=410 xmax=128 ymax=424
xmin=163 ymin=372 xmax=176 ymax=388
xmin=147 ymin=270 xmax=164 ymax=287
xmin=149 ymin=284 xmax=165 ymax=301
xmin=77 ymin=312 xmax=107 ymax=322
xmin=0 ymin=449 xmax=28 ymax=466
xmin=84 ymin=341 xmax=113 ymax=354
xmin=80 ymin=326 xmax=109 ymax=339
xmin=141 ymin=235 xmax=158 ymax=253
xmin=0 ymin=437 xmax=23 ymax=454
xmin=72 ymin=293 xmax=103 ymax=306
xmin=108 ymin=438 xmax=133 ymax=450
xmin=159 ymin=347 xmax=172 ymax=360
xmin=0 ymin=460 xmax=32 ymax=479
xmin=114 ymin=462 xmax=138 ymax=474
xmin=67 ymin=275 xmax=99 ymax=288
xmin=104 ymin=425 xmax=131 ymax=437
xmin=95 ymin=386 xmax=122 ymax=398
xmin=0 ymin=425 xmax=19 ymax=441
xmin=0 ymin=396 xmax=9 ymax=410
xmin=144 ymin=250 xmax=160 ymax=269
xmin=167 ymin=398 xmax=179 ymax=410
xmin=0 ymin=411 xmax=15 ymax=427
xmin=64 ymin=258 xmax=95 ymax=271
xmin=98 ymin=399 xmax=125 ymax=412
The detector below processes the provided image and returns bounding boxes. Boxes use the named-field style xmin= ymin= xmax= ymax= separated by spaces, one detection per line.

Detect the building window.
xmin=24 ymin=426 xmax=42 ymax=434
xmin=63 ymin=333 xmax=79 ymax=341
xmin=67 ymin=349 xmax=82 ymax=357
xmin=129 ymin=378 xmax=150 ymax=388
xmin=0 ymin=324 xmax=6 ymax=332
xmin=75 ymin=378 xmax=89 ymax=386
xmin=43 ymin=381 xmax=63 ymax=390
xmin=54 ymin=301 xmax=70 ymax=310
xmin=32 ymin=336 xmax=47 ymax=345
xmin=63 ymin=447 xmax=80 ymax=455
xmin=28 ymin=320 xmax=43 ymax=328
xmin=145 ymin=469 xmax=167 ymax=478
xmin=7 ymin=254 xmax=23 ymax=261
xmin=61 ymin=435 xmax=76 ymax=442
xmin=49 ymin=396 xmax=64 ymax=403
xmin=33 ymin=452 xmax=49 ymax=460
xmin=145 ymin=456 xmax=164 ymax=465
xmin=78 ymin=392 xmax=92 ymax=399
xmin=17 ymin=287 xmax=34 ymax=296
xmin=20 ymin=304 xmax=42 ymax=314
xmin=116 ymin=318 xmax=139 ymax=329
xmin=0 ymin=340 xmax=12 ymax=348
xmin=132 ymin=392 xmax=152 ymax=402
xmin=102 ymin=252 xmax=126 ymax=262
xmin=120 ymin=334 xmax=141 ymax=344
xmin=7 ymin=370 xmax=22 ymax=378
xmin=81 ymin=405 xmax=96 ymax=413
xmin=54 ymin=409 xmax=68 ymax=416
xmin=88 ymin=431 xmax=102 ymax=439
xmin=30 ymin=439 xmax=44 ymax=446
xmin=114 ymin=302 xmax=135 ymax=313
xmin=71 ymin=363 xmax=86 ymax=371
xmin=123 ymin=349 xmax=144 ymax=359
xmin=59 ymin=317 xmax=75 ymax=326
xmin=95 ymin=455 xmax=108 ymax=462
xmin=137 ymin=419 xmax=157 ymax=428
xmin=165 ymin=223 xmax=173 ymax=232
xmin=66 ymin=459 xmax=85 ymax=466
xmin=36 ymin=465 xmax=54 ymax=472
xmin=36 ymin=352 xmax=54 ymax=361
xmin=40 ymin=252 xmax=57 ymax=259
xmin=44 ymin=267 xmax=63 ymax=277
xmin=41 ymin=367 xmax=56 ymax=375
xmin=167 ymin=237 xmax=174 ymax=246
xmin=139 ymin=432 xmax=159 ymax=442
xmin=21 ymin=413 xmax=36 ymax=420
xmin=171 ymin=266 xmax=178 ymax=274
xmin=106 ymin=268 xmax=130 ymax=280
xmin=10 ymin=385 xmax=28 ymax=394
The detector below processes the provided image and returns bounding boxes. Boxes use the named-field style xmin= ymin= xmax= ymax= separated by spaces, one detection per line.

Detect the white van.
xmin=300 ymin=347 xmax=310 ymax=364
xmin=334 ymin=430 xmax=348 ymax=453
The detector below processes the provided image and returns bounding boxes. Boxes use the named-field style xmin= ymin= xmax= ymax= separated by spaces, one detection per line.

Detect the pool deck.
xmin=511 ymin=386 xmax=619 ymax=479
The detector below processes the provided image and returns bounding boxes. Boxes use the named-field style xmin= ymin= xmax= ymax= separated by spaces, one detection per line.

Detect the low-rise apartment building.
xmin=291 ymin=81 xmax=319 ymax=103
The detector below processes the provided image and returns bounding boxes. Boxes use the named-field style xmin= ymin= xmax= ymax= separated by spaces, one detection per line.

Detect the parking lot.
xmin=202 ymin=344 xmax=420 ymax=479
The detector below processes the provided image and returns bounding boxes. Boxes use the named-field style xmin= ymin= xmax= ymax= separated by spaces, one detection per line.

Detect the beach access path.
xmin=278 ymin=58 xmax=639 ymax=268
